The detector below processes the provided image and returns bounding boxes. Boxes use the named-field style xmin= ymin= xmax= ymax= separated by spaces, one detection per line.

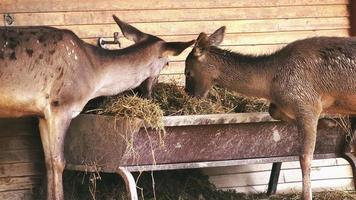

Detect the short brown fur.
xmin=0 ymin=15 xmax=194 ymax=200
xmin=185 ymin=27 xmax=356 ymax=200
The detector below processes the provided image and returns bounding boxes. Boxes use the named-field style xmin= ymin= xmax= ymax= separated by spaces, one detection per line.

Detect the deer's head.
xmin=184 ymin=26 xmax=226 ymax=98
xmin=113 ymin=15 xmax=195 ymax=72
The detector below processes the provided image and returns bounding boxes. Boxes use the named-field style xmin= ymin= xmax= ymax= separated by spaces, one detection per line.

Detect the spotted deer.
xmin=0 ymin=15 xmax=194 ymax=200
xmin=184 ymin=27 xmax=356 ymax=200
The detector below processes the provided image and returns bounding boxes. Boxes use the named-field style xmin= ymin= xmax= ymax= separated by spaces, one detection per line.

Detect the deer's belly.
xmin=0 ymin=94 xmax=44 ymax=118
xmin=322 ymin=94 xmax=356 ymax=115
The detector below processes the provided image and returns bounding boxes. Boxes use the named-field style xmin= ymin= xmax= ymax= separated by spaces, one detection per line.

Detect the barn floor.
xmin=61 ymin=169 xmax=356 ymax=200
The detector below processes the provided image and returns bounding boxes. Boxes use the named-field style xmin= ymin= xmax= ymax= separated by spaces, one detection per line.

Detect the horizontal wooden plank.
xmin=0 ymin=5 xmax=349 ymax=26
xmin=0 ymin=0 xmax=348 ymax=13
xmin=0 ymin=176 xmax=42 ymax=192
xmin=202 ymin=158 xmax=350 ymax=176
xmin=222 ymin=178 xmax=354 ymax=193
xmin=0 ymin=136 xmax=41 ymax=151
xmin=83 ymin=29 xmax=349 ymax=48
xmin=209 ymin=170 xmax=284 ymax=188
xmin=158 ymin=74 xmax=185 ymax=85
xmin=0 ymin=150 xmax=43 ymax=164
xmin=168 ymin=44 xmax=286 ymax=63
xmin=281 ymin=158 xmax=350 ymax=169
xmin=0 ymin=162 xmax=44 ymax=177
xmin=55 ymin=17 xmax=350 ymax=38
xmin=0 ymin=118 xmax=39 ymax=137
xmin=283 ymin=165 xmax=353 ymax=182
xmin=0 ymin=189 xmax=36 ymax=200
xmin=208 ymin=164 xmax=353 ymax=188
xmin=202 ymin=163 xmax=273 ymax=175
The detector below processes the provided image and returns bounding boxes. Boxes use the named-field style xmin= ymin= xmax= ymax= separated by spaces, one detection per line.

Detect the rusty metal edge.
xmin=66 ymin=153 xmax=338 ymax=173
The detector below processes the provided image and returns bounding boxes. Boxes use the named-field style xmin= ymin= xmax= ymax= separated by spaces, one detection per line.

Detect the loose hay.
xmin=87 ymin=82 xmax=269 ymax=117
xmin=96 ymin=94 xmax=165 ymax=132
xmin=153 ymin=82 xmax=268 ymax=116
xmin=63 ymin=170 xmax=356 ymax=200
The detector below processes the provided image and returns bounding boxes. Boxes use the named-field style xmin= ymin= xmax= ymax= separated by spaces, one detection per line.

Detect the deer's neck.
xmin=213 ymin=48 xmax=278 ymax=100
xmin=85 ymin=44 xmax=159 ymax=98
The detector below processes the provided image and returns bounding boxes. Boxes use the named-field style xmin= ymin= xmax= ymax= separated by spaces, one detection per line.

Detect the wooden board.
xmin=0 ymin=176 xmax=42 ymax=192
xmin=0 ymin=163 xmax=44 ymax=178
xmin=49 ymin=17 xmax=349 ymax=38
xmin=0 ymin=136 xmax=41 ymax=151
xmin=205 ymin=158 xmax=355 ymax=193
xmin=0 ymin=0 xmax=348 ymax=13
xmin=0 ymin=5 xmax=349 ymax=26
xmin=0 ymin=190 xmax=36 ymax=200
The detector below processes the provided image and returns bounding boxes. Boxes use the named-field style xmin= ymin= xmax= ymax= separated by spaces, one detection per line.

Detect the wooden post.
xmin=350 ymin=0 xmax=356 ymax=36
xmin=267 ymin=162 xmax=282 ymax=196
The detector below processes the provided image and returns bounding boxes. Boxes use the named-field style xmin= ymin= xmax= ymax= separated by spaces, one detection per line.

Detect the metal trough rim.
xmin=80 ymin=112 xmax=343 ymax=127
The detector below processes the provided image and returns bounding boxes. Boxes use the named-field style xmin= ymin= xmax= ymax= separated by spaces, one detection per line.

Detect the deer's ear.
xmin=113 ymin=15 xmax=148 ymax=43
xmin=193 ymin=32 xmax=210 ymax=57
xmin=208 ymin=26 xmax=226 ymax=46
xmin=161 ymin=40 xmax=195 ymax=57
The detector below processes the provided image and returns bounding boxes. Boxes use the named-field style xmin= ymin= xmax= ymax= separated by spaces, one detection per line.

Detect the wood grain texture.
xmin=0 ymin=190 xmax=36 ymax=200
xmin=0 ymin=176 xmax=42 ymax=192
xmin=51 ymin=17 xmax=349 ymax=38
xmin=0 ymin=0 xmax=348 ymax=13
xmin=0 ymin=162 xmax=44 ymax=177
xmin=0 ymin=5 xmax=349 ymax=26
xmin=0 ymin=150 xmax=43 ymax=164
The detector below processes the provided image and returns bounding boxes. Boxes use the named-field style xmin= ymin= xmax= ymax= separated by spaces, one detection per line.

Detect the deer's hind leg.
xmin=39 ymin=109 xmax=72 ymax=200
xmin=295 ymin=103 xmax=322 ymax=200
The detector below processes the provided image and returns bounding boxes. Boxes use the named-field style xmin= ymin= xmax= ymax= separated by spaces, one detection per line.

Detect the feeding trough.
xmin=63 ymin=113 xmax=356 ymax=200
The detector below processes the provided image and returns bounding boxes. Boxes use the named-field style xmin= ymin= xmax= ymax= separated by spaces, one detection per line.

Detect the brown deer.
xmin=0 ymin=15 xmax=194 ymax=200
xmin=184 ymin=27 xmax=356 ymax=200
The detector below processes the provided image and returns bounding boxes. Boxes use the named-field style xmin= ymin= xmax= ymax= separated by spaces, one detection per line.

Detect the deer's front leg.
xmin=296 ymin=105 xmax=321 ymax=200
xmin=39 ymin=111 xmax=71 ymax=200
xmin=138 ymin=76 xmax=158 ymax=99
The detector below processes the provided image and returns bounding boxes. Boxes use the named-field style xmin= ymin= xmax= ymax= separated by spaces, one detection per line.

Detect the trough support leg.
xmin=117 ymin=167 xmax=138 ymax=200
xmin=343 ymin=117 xmax=356 ymax=190
xmin=342 ymin=153 xmax=356 ymax=190
xmin=267 ymin=162 xmax=282 ymax=196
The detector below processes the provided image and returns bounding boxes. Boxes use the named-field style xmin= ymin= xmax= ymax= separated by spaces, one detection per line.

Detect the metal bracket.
xmin=98 ymin=32 xmax=121 ymax=49
xmin=267 ymin=162 xmax=282 ymax=195
xmin=117 ymin=167 xmax=138 ymax=200
xmin=4 ymin=13 xmax=15 ymax=26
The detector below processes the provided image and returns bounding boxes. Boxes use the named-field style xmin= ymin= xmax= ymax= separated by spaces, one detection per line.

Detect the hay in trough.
xmin=96 ymin=94 xmax=165 ymax=133
xmin=87 ymin=81 xmax=269 ymax=117
xmin=153 ymin=81 xmax=268 ymax=116
xmin=83 ymin=81 xmax=268 ymax=136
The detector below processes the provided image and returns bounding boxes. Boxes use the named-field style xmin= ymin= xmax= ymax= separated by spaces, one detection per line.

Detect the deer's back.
xmin=0 ymin=27 xmax=96 ymax=116
xmin=275 ymin=37 xmax=356 ymax=94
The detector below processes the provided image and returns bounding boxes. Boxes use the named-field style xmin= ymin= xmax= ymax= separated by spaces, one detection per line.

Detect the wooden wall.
xmin=0 ymin=118 xmax=43 ymax=199
xmin=0 ymin=0 xmax=352 ymax=198
xmin=203 ymin=158 xmax=354 ymax=193
xmin=0 ymin=0 xmax=351 ymax=84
